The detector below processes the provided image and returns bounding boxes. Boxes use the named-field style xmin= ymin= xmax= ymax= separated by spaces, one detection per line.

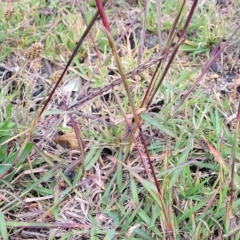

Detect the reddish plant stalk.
xmin=75 ymin=0 xmax=102 ymax=62
xmin=147 ymin=0 xmax=198 ymax=107
xmin=95 ymin=0 xmax=174 ymax=238
xmin=141 ymin=0 xmax=186 ymax=108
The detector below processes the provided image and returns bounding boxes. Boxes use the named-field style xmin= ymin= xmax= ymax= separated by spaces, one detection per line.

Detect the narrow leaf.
xmin=141 ymin=113 xmax=177 ymax=138
xmin=0 ymin=212 xmax=8 ymax=240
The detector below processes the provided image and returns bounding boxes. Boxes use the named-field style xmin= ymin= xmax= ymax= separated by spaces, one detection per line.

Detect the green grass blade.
xmin=141 ymin=113 xmax=177 ymax=138
xmin=0 ymin=212 xmax=8 ymax=240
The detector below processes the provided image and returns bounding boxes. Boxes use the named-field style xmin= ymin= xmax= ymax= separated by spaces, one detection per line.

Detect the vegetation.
xmin=0 ymin=0 xmax=240 ymax=239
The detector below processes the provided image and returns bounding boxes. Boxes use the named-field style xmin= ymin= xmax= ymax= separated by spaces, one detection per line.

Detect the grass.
xmin=0 ymin=0 xmax=240 ymax=239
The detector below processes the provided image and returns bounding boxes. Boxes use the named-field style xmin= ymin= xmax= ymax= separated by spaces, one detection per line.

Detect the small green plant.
xmin=0 ymin=105 xmax=33 ymax=182
xmin=180 ymin=2 xmax=227 ymax=58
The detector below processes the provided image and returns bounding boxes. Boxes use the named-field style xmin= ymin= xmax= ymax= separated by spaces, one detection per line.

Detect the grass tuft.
xmin=0 ymin=0 xmax=240 ymax=239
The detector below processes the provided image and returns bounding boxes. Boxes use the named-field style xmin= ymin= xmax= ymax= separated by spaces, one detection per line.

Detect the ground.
xmin=0 ymin=0 xmax=240 ymax=239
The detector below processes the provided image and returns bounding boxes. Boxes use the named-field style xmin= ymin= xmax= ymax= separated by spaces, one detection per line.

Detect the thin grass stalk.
xmin=202 ymin=136 xmax=229 ymax=170
xmin=161 ymin=143 xmax=174 ymax=223
xmin=134 ymin=0 xmax=187 ymax=157
xmin=173 ymin=25 xmax=240 ymax=113
xmin=95 ymin=0 xmax=111 ymax=32
xmin=140 ymin=58 xmax=163 ymax=109
xmin=95 ymin=1 xmax=174 ymax=237
xmin=63 ymin=2 xmax=143 ymax=106
xmin=0 ymin=129 xmax=28 ymax=147
xmin=165 ymin=1 xmax=186 ymax=48
xmin=72 ymin=8 xmax=145 ymax=101
xmin=156 ymin=0 xmax=162 ymax=51
xmin=4 ymin=1 xmax=108 ymax=178
xmin=228 ymin=96 xmax=240 ymax=234
xmin=6 ymin=221 xmax=87 ymax=229
xmin=76 ymin=0 xmax=102 ymax=62
xmin=75 ymin=110 xmax=116 ymax=126
xmin=222 ymin=226 xmax=240 ymax=239
xmin=144 ymin=4 xmax=186 ymax=107
xmin=226 ymin=202 xmax=231 ymax=236
xmin=75 ymin=1 xmax=183 ymax=110
xmin=101 ymin=29 xmax=141 ymax=126
xmin=230 ymin=97 xmax=240 ymax=206
xmin=63 ymin=102 xmax=85 ymax=178
xmin=1 ymin=163 xmax=61 ymax=213
xmin=3 ymin=59 xmax=28 ymax=83
xmin=141 ymin=0 xmax=186 ymax=108
xmin=37 ymin=0 xmax=108 ymax=119
xmin=137 ymin=0 xmax=148 ymax=65
xmin=147 ymin=0 xmax=198 ymax=107
xmin=202 ymin=186 xmax=221 ymax=214
xmin=113 ymin=90 xmax=148 ymax=173
xmin=70 ymin=50 xmax=166 ymax=108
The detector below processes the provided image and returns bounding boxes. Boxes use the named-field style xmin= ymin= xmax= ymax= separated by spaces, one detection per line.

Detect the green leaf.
xmin=133 ymin=228 xmax=155 ymax=240
xmin=85 ymin=148 xmax=102 ymax=171
xmin=104 ymin=230 xmax=116 ymax=240
xmin=177 ymin=196 xmax=211 ymax=223
xmin=0 ymin=212 xmax=8 ymax=240
xmin=0 ymin=142 xmax=33 ymax=178
xmin=141 ymin=113 xmax=177 ymax=138
xmin=107 ymin=211 xmax=119 ymax=226
xmin=137 ymin=208 xmax=151 ymax=225
xmin=130 ymin=176 xmax=139 ymax=205
xmin=169 ymin=139 xmax=192 ymax=187
xmin=121 ymin=201 xmax=143 ymax=233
